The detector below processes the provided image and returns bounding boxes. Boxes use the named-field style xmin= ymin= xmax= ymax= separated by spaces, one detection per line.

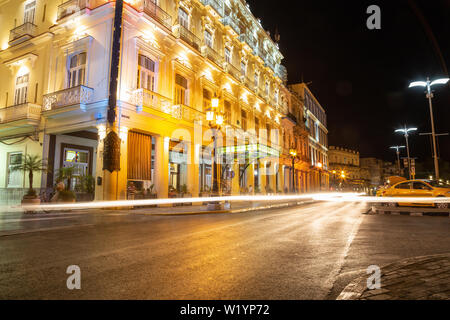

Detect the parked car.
xmin=378 ymin=179 xmax=450 ymax=208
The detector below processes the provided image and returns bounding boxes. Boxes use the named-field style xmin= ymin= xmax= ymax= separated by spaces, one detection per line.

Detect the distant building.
xmin=360 ymin=158 xmax=397 ymax=187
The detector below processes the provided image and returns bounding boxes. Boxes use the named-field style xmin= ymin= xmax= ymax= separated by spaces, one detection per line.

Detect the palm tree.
xmin=57 ymin=166 xmax=76 ymax=191
xmin=11 ymin=154 xmax=48 ymax=197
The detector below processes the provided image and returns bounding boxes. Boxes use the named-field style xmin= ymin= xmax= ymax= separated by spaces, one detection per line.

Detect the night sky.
xmin=246 ymin=0 xmax=450 ymax=164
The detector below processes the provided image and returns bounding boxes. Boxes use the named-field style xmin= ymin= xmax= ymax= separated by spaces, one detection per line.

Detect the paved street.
xmin=0 ymin=201 xmax=449 ymax=299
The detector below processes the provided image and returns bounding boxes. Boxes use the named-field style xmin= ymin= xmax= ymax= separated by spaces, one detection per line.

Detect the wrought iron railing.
xmin=143 ymin=0 xmax=172 ymax=30
xmin=276 ymin=64 xmax=287 ymax=82
xmin=265 ymin=57 xmax=277 ymax=72
xmin=177 ymin=25 xmax=202 ymax=52
xmin=43 ymin=85 xmax=94 ymax=111
xmin=221 ymin=16 xmax=240 ymax=35
xmin=239 ymin=33 xmax=257 ymax=51
xmin=200 ymin=0 xmax=224 ymax=17
xmin=9 ymin=22 xmax=37 ymax=43
xmin=0 ymin=103 xmax=41 ymax=123
xmin=132 ymin=88 xmax=205 ymax=123
xmin=224 ymin=62 xmax=241 ymax=81
xmin=57 ymin=0 xmax=88 ymax=21
xmin=203 ymin=46 xmax=224 ymax=67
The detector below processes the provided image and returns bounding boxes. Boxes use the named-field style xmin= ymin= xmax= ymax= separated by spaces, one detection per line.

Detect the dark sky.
xmin=246 ymin=0 xmax=450 ymax=164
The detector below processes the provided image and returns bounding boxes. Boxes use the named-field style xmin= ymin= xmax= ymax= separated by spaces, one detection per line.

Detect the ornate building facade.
xmin=0 ymin=0 xmax=327 ymax=202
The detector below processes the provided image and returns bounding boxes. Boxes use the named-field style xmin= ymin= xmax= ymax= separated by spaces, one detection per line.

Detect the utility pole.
xmin=390 ymin=146 xmax=405 ymax=176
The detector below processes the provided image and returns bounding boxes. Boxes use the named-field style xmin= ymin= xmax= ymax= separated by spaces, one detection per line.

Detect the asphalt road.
xmin=0 ymin=201 xmax=449 ymax=299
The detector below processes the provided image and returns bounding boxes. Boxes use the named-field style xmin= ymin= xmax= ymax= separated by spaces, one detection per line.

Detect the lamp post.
xmin=395 ymin=126 xmax=417 ymax=180
xmin=206 ymin=94 xmax=224 ymax=210
xmin=390 ymin=145 xmax=405 ymax=176
xmin=409 ymin=77 xmax=449 ymax=180
xmin=289 ymin=148 xmax=297 ymax=193
xmin=317 ymin=162 xmax=323 ymax=191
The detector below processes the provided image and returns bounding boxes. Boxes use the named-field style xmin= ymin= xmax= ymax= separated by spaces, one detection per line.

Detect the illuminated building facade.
xmin=0 ymin=0 xmax=316 ymax=202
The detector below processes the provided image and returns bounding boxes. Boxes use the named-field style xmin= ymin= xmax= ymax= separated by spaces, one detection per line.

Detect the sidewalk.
xmin=337 ymin=254 xmax=450 ymax=300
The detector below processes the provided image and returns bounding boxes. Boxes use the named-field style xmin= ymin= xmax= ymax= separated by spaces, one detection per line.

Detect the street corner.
xmin=337 ymin=254 xmax=450 ymax=300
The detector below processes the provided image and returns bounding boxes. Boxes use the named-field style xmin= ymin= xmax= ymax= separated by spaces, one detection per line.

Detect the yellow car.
xmin=379 ymin=180 xmax=450 ymax=208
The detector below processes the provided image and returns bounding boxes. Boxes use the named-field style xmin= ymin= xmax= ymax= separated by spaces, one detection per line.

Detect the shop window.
xmin=7 ymin=152 xmax=23 ymax=188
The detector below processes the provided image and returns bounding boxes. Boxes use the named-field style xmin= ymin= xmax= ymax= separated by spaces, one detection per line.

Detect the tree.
xmin=11 ymin=154 xmax=48 ymax=197
xmin=57 ymin=167 xmax=76 ymax=191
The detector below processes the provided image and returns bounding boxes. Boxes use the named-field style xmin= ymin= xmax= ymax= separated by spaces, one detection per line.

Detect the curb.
xmin=366 ymin=206 xmax=450 ymax=217
xmin=148 ymin=200 xmax=316 ymax=216
xmin=337 ymin=253 xmax=450 ymax=300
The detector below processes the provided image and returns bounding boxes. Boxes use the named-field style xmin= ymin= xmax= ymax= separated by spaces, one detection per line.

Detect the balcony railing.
xmin=276 ymin=64 xmax=288 ymax=82
xmin=200 ymin=0 xmax=224 ymax=17
xmin=43 ymin=85 xmax=94 ymax=111
xmin=0 ymin=103 xmax=41 ymax=124
xmin=224 ymin=62 xmax=241 ymax=81
xmin=176 ymin=25 xmax=201 ymax=52
xmin=257 ymin=47 xmax=268 ymax=61
xmin=132 ymin=88 xmax=204 ymax=122
xmin=9 ymin=22 xmax=37 ymax=44
xmin=142 ymin=0 xmax=172 ymax=30
xmin=57 ymin=0 xmax=88 ymax=21
xmin=202 ymin=46 xmax=224 ymax=67
xmin=239 ymin=34 xmax=257 ymax=51
xmin=221 ymin=16 xmax=240 ymax=35
xmin=265 ymin=57 xmax=277 ymax=72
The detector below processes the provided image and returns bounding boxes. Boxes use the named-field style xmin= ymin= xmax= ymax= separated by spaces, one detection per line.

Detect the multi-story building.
xmin=328 ymin=146 xmax=360 ymax=180
xmin=290 ymin=83 xmax=328 ymax=191
xmin=360 ymin=157 xmax=384 ymax=187
xmin=0 ymin=0 xmax=313 ymax=203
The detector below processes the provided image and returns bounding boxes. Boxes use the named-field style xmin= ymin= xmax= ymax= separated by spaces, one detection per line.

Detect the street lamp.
xmin=395 ymin=126 xmax=417 ymax=180
xmin=409 ymin=77 xmax=449 ymax=180
xmin=317 ymin=162 xmax=323 ymax=191
xmin=206 ymin=93 xmax=224 ymax=210
xmin=389 ymin=145 xmax=405 ymax=176
xmin=289 ymin=148 xmax=297 ymax=193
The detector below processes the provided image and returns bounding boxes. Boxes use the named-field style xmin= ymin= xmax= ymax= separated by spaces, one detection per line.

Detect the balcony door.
xmin=175 ymin=74 xmax=188 ymax=105
xmin=24 ymin=1 xmax=36 ymax=24
xmin=68 ymin=52 xmax=86 ymax=88
xmin=178 ymin=8 xmax=189 ymax=29
xmin=14 ymin=73 xmax=29 ymax=105
xmin=137 ymin=54 xmax=156 ymax=92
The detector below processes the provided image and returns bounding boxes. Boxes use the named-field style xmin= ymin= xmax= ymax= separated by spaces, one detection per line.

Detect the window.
xmin=395 ymin=182 xmax=412 ymax=190
xmin=202 ymin=88 xmax=211 ymax=111
xmin=14 ymin=73 xmax=29 ymax=105
xmin=265 ymin=81 xmax=269 ymax=96
xmin=240 ymin=61 xmax=246 ymax=76
xmin=224 ymin=47 xmax=231 ymax=64
xmin=241 ymin=110 xmax=247 ymax=131
xmin=224 ymin=100 xmax=231 ymax=124
xmin=254 ymin=117 xmax=259 ymax=137
xmin=137 ymin=54 xmax=156 ymax=91
xmin=274 ymin=91 xmax=279 ymax=105
xmin=175 ymin=73 xmax=188 ymax=105
xmin=205 ymin=30 xmax=213 ymax=48
xmin=24 ymin=1 xmax=36 ymax=24
xmin=7 ymin=152 xmax=23 ymax=188
xmin=178 ymin=8 xmax=189 ymax=29
xmin=254 ymin=72 xmax=259 ymax=88
xmin=68 ymin=52 xmax=86 ymax=88
xmin=413 ymin=182 xmax=432 ymax=191
xmin=266 ymin=123 xmax=271 ymax=142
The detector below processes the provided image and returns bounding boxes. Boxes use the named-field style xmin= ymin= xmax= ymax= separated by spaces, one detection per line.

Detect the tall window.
xmin=175 ymin=73 xmax=188 ymax=105
xmin=14 ymin=73 xmax=29 ymax=105
xmin=224 ymin=100 xmax=231 ymax=124
xmin=24 ymin=1 xmax=36 ymax=24
xmin=137 ymin=54 xmax=156 ymax=91
xmin=254 ymin=72 xmax=259 ymax=88
xmin=204 ymin=30 xmax=213 ymax=48
xmin=254 ymin=117 xmax=259 ymax=137
xmin=7 ymin=152 xmax=23 ymax=188
xmin=240 ymin=61 xmax=246 ymax=76
xmin=265 ymin=81 xmax=269 ymax=96
xmin=202 ymin=88 xmax=211 ymax=112
xmin=224 ymin=47 xmax=231 ymax=64
xmin=241 ymin=110 xmax=247 ymax=131
xmin=68 ymin=52 xmax=86 ymax=88
xmin=178 ymin=8 xmax=189 ymax=29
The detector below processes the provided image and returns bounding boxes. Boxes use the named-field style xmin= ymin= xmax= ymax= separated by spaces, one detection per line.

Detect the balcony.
xmin=276 ymin=64 xmax=288 ymax=82
xmin=57 ymin=0 xmax=88 ymax=21
xmin=43 ymin=85 xmax=94 ymax=112
xmin=132 ymin=89 xmax=204 ymax=122
xmin=175 ymin=25 xmax=201 ymax=52
xmin=0 ymin=103 xmax=41 ymax=125
xmin=239 ymin=34 xmax=257 ymax=52
xmin=9 ymin=22 xmax=37 ymax=45
xmin=264 ymin=57 xmax=277 ymax=72
xmin=142 ymin=0 xmax=172 ymax=30
xmin=200 ymin=0 xmax=224 ymax=17
xmin=221 ymin=16 xmax=240 ymax=36
xmin=284 ymin=112 xmax=297 ymax=125
xmin=224 ymin=62 xmax=240 ymax=81
xmin=202 ymin=46 xmax=224 ymax=67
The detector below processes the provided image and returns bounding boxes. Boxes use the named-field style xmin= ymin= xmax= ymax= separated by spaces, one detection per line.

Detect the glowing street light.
xmin=395 ymin=126 xmax=417 ymax=180
xmin=409 ymin=77 xmax=449 ymax=180
xmin=390 ymin=145 xmax=405 ymax=176
xmin=289 ymin=148 xmax=298 ymax=193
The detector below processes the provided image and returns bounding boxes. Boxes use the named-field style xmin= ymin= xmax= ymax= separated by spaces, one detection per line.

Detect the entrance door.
xmin=63 ymin=148 xmax=90 ymax=189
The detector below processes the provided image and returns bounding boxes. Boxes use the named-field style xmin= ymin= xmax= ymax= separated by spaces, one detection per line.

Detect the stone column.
xmin=155 ymin=135 xmax=169 ymax=199
xmin=188 ymin=141 xmax=199 ymax=197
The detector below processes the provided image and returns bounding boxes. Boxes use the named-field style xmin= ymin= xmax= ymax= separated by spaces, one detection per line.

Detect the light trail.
xmin=7 ymin=192 xmax=450 ymax=212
